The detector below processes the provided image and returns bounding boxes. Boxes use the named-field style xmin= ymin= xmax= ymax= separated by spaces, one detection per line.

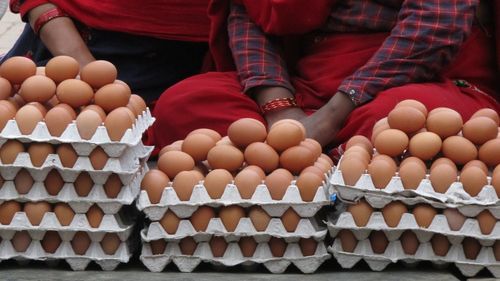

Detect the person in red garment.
xmin=149 ymin=0 xmax=500 ymax=158
xmin=4 ymin=0 xmax=210 ymax=102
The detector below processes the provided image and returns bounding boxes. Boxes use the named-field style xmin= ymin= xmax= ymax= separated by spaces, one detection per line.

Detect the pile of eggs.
xmin=340 ymin=100 xmax=500 ymax=196
xmin=0 ymin=56 xmax=147 ymax=141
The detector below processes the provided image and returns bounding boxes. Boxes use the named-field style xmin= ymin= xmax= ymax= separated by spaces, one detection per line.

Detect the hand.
xmin=252 ymin=86 xmax=307 ymax=127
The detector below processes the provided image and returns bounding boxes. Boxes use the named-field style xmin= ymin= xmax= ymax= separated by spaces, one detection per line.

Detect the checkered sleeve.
xmin=227 ymin=3 xmax=294 ymax=94
xmin=338 ymin=0 xmax=479 ymax=106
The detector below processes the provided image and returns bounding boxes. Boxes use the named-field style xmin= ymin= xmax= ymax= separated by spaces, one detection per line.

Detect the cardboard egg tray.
xmin=0 ymin=108 xmax=154 ymax=158
xmin=140 ymin=239 xmax=330 ymax=273
xmin=329 ymin=235 xmax=500 ymax=278
xmin=142 ymin=217 xmax=327 ymax=243
xmin=137 ymin=182 xmax=330 ymax=220
xmin=0 ymin=163 xmax=148 ymax=214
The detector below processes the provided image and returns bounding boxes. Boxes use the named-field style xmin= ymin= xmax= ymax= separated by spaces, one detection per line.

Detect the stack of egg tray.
xmin=328 ymin=159 xmax=500 ymax=278
xmin=0 ymin=108 xmax=155 ymax=270
xmin=137 ymin=175 xmax=332 ymax=274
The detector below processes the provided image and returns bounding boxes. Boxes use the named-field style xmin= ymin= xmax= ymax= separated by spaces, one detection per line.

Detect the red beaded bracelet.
xmin=33 ymin=7 xmax=68 ymax=35
xmin=261 ymin=97 xmax=298 ymax=114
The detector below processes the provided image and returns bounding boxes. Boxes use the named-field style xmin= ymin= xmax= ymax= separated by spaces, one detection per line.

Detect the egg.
xmin=182 ymin=133 xmax=216 ymax=162
xmin=314 ymin=159 xmax=332 ymax=173
xmin=337 ymin=230 xmax=357 ymax=252
xmin=248 ymin=206 xmax=270 ymax=231
xmin=343 ymin=146 xmax=371 ymax=165
xmin=127 ymin=94 xmax=147 ymax=116
xmin=74 ymin=172 xmax=94 ymax=197
xmin=426 ymin=108 xmax=463 ymax=139
xmin=388 ymin=106 xmax=426 ymax=133
xmin=281 ymin=208 xmax=301 ymax=232
xmin=239 ymin=237 xmax=257 ymax=257
xmin=100 ymin=233 xmax=121 ymax=255
xmin=477 ymin=210 xmax=496 ymax=235
xmin=150 ymin=240 xmax=167 ymax=255
xmin=190 ymin=206 xmax=216 ymax=231
xmin=56 ymin=79 xmax=94 ymax=108
xmin=41 ymin=231 xmax=62 ymax=253
xmin=300 ymin=138 xmax=323 ymax=159
xmin=12 ymin=231 xmax=32 ymax=252
xmin=24 ymin=201 xmax=51 ymax=226
xmin=71 ymin=231 xmax=91 ymax=255
xmin=382 ymin=201 xmax=408 ymax=227
xmin=299 ymin=238 xmax=317 ymax=256
xmin=408 ymin=132 xmax=442 ymax=160
xmin=76 ymin=109 xmax=103 ymax=140
xmin=280 ymin=145 xmax=316 ymax=175
xmin=463 ymin=160 xmax=488 ymax=174
xmin=219 ymin=205 xmax=246 ymax=232
xmin=159 ymin=140 xmax=183 ymax=155
xmin=204 ymin=169 xmax=233 ymax=199
xmin=462 ymin=116 xmax=497 ymax=145
xmin=0 ymin=102 xmax=16 ymax=132
xmin=269 ymin=237 xmax=287 ymax=257
xmin=45 ymin=104 xmax=76 ymax=136
xmin=227 ymin=118 xmax=267 ymax=148
xmin=188 ymin=128 xmax=222 ymax=143
xmin=369 ymin=231 xmax=388 ymax=254
xmin=371 ymin=117 xmax=390 ymax=143
xmin=104 ymin=107 xmax=135 ymax=141
xmin=28 ymin=142 xmax=54 ymax=167
xmin=267 ymin=120 xmax=305 ymax=152
xmin=89 ymin=146 xmax=108 ymax=170
xmin=442 ymin=208 xmax=465 ymax=232
xmin=462 ymin=237 xmax=481 ymax=260
xmin=345 ymin=135 xmax=373 ymax=154
xmin=210 ymin=237 xmax=228 ymax=257
xmin=207 ymin=145 xmax=244 ymax=172
xmin=44 ymin=169 xmax=65 ymax=196
xmin=265 ymin=168 xmax=293 ymax=200
xmin=19 ymin=75 xmax=56 ymax=103
xmin=45 ymin=55 xmax=79 ymax=83
xmin=374 ymin=129 xmax=409 ymax=157
xmin=0 ymin=56 xmax=36 ymax=84
xmin=179 ymin=237 xmax=197 ymax=255
xmin=431 ymin=234 xmax=450 ymax=256
xmin=412 ymin=204 xmax=437 ymax=228
xmin=368 ymin=155 xmax=397 ymax=189
xmin=56 ymin=144 xmax=78 ymax=168
xmin=15 ymin=104 xmax=45 ymax=135
xmin=441 ymin=136 xmax=478 ymax=165
xmin=0 ymin=201 xmax=22 ymax=225
xmin=0 ymin=140 xmax=24 ymax=164
xmin=159 ymin=210 xmax=180 ymax=234
xmin=244 ymin=142 xmax=279 ymax=173
xmin=104 ymin=174 xmax=122 ymax=198
xmin=494 ymin=241 xmax=500 ymax=261
xmin=399 ymin=157 xmax=426 ymax=190
xmin=54 ymin=203 xmax=75 ymax=226
xmin=172 ymin=170 xmax=204 ymax=201
xmin=471 ymin=108 xmax=499 ymax=125
xmin=0 ymin=77 xmax=13 ymax=100
xmin=400 ymin=230 xmax=419 ymax=255
xmin=140 ymin=169 xmax=169 ymax=204
xmin=493 ymin=165 xmax=500 ymax=196
xmin=460 ymin=166 xmax=487 ymax=197
xmin=158 ymin=151 xmax=195 ymax=179
xmin=296 ymin=170 xmax=323 ymax=201
xmin=347 ymin=200 xmax=373 ymax=227
xmin=14 ymin=169 xmax=34 ymax=194
xmin=339 ymin=157 xmax=367 ymax=186
xmin=94 ymin=83 xmax=131 ymax=113
xmin=429 ymin=161 xmax=458 ymax=193
xmin=82 ymin=104 xmax=107 ymax=120
xmin=395 ymin=99 xmax=428 ymax=116
xmin=86 ymin=205 xmax=104 ymax=228
xmin=80 ymin=60 xmax=117 ymax=89
xmin=478 ymin=138 xmax=500 ymax=167
xmin=234 ymin=169 xmax=263 ymax=199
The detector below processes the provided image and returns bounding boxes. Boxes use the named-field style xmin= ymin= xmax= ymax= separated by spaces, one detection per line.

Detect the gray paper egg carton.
xmin=329 ymin=235 xmax=500 ymax=278
xmin=0 ymin=109 xmax=154 ymax=157
xmin=0 ymin=163 xmax=148 ymax=214
xmin=140 ymin=239 xmax=330 ymax=273
xmin=137 ymin=182 xmax=330 ymax=220
xmin=142 ymin=217 xmax=327 ymax=243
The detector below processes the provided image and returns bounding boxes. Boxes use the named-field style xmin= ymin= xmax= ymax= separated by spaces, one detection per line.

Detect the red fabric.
xmin=11 ymin=0 xmax=211 ymax=41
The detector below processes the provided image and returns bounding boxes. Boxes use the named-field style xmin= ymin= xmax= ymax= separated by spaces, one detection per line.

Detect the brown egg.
xmin=188 ymin=128 xmax=222 ymax=143
xmin=395 ymin=99 xmax=428 ymax=116
xmin=471 ymin=108 xmax=499 ymax=125
xmin=227 ymin=118 xmax=267 ymax=148
xmin=462 ymin=116 xmax=497 ymax=145
xmin=210 ymin=237 xmax=228 ymax=258
xmin=28 ymin=142 xmax=54 ymax=167
xmin=207 ymin=145 xmax=244 ymax=172
xmin=343 ymin=146 xmax=371 ymax=165
xmin=15 ymin=169 xmax=34 ymax=194
xmin=19 ymin=75 xmax=56 ymax=103
xmin=267 ymin=120 xmax=305 ymax=152
xmin=76 ymin=110 xmax=103 ymax=140
xmin=159 ymin=210 xmax=180 ymax=234
xmin=86 ymin=205 xmax=104 ymax=228
xmin=157 ymin=151 xmax=195 ymax=179
xmin=0 ymin=56 xmax=36 ymax=84
xmin=24 ymin=201 xmax=51 ymax=226
xmin=478 ymin=139 xmax=500 ymax=167
xmin=462 ymin=237 xmax=481 ymax=260
xmin=281 ymin=208 xmax=301 ymax=232
xmin=94 ymin=84 xmax=131 ymax=113
xmin=244 ymin=165 xmax=266 ymax=178
xmin=80 ymin=60 xmax=117 ymax=89
xmin=0 ymin=77 xmax=12 ymax=100
xmin=54 ymin=203 xmax=75 ymax=226
xmin=337 ymin=230 xmax=357 ymax=252
xmin=430 ymin=162 xmax=458 ymax=193
xmin=101 ymin=233 xmax=121 ymax=255
xmin=248 ymin=206 xmax=270 ymax=232
xmin=74 ymin=172 xmax=94 ymax=197
xmin=172 ymin=170 xmax=204 ymax=201
xmin=179 ymin=237 xmax=197 ymax=255
xmin=339 ymin=157 xmax=367 ymax=186
xmin=477 ymin=210 xmax=496 ymax=235
xmin=412 ymin=204 xmax=437 ymax=228
xmin=150 ymin=240 xmax=167 ymax=255
xmin=300 ymin=138 xmax=323 ymax=159
xmin=234 ymin=169 xmax=263 ymax=199
xmin=493 ymin=165 xmax=500 ymax=196
xmin=299 ymin=238 xmax=317 ymax=256
xmin=239 ymin=237 xmax=257 ymax=257
xmin=371 ymin=118 xmax=391 ymax=143
xmin=370 ymin=231 xmax=388 ymax=254
xmin=265 ymin=168 xmax=293 ymax=200
xmin=463 ymin=160 xmax=489 ymax=174
xmin=431 ymin=234 xmax=450 ymax=256
xmin=42 ymin=231 xmax=62 ymax=254
xmin=15 ymin=104 xmax=45 ymax=134
xmin=244 ymin=142 xmax=279 ymax=173
xmin=347 ymin=200 xmax=373 ymax=227
xmin=443 ymin=208 xmax=466 ymax=231
xmin=56 ymin=79 xmax=94 ymax=108
xmin=0 ymin=103 xmax=15 ymax=132
xmin=460 ymin=166 xmax=487 ymax=197
xmin=219 ymin=205 xmax=246 ymax=232
xmin=408 ymin=132 xmax=442 ymax=160
xmin=204 ymin=169 xmax=233 ymax=199
xmin=190 ymin=206 xmax=216 ymax=231
xmin=104 ymin=107 xmax=135 ymax=141
xmin=89 ymin=146 xmax=108 ymax=170
xmin=368 ymin=155 xmax=397 ymax=189
xmin=374 ymin=129 xmax=409 ymax=157
xmin=426 ymin=109 xmax=463 ymax=139
xmin=44 ymin=169 xmax=65 ymax=196
xmin=388 ymin=106 xmax=426 ymax=134
xmin=127 ymin=94 xmax=147 ymax=116
xmin=430 ymin=157 xmax=456 ymax=170
xmin=399 ymin=157 xmax=426 ymax=190
xmin=269 ymin=237 xmax=287 ymax=257
xmin=296 ymin=170 xmax=323 ymax=201
xmin=159 ymin=140 xmax=183 ymax=155
xmin=314 ymin=158 xmax=332 ymax=173
xmin=400 ymin=230 xmax=419 ymax=255
xmin=0 ymin=140 xmax=24 ymax=164
xmin=104 ymin=174 xmax=122 ymax=198
xmin=81 ymin=104 xmax=106 ymax=121
xmin=45 ymin=104 xmax=76 ymax=136
xmin=56 ymin=144 xmax=78 ymax=168
xmin=441 ymin=136 xmax=478 ymax=165
xmin=181 ymin=133 xmax=216 ymax=162
xmin=382 ymin=201 xmax=408 ymax=227
xmin=0 ymin=201 xmax=22 ymax=225
xmin=280 ymin=145 xmax=316 ymax=175
xmin=12 ymin=231 xmax=32 ymax=252
xmin=141 ymin=169 xmax=169 ymax=204
xmin=1 ymin=99 xmax=18 ymax=114
xmin=494 ymin=241 xmax=500 ymax=261
xmin=71 ymin=231 xmax=91 ymax=255
xmin=45 ymin=56 xmax=79 ymax=83
xmin=346 ymin=135 xmax=373 ymax=154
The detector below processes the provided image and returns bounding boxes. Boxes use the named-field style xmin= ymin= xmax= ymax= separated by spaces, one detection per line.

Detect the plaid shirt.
xmin=228 ymin=0 xmax=478 ymax=106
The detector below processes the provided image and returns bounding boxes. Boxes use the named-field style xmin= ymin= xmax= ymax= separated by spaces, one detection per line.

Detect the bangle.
xmin=33 ymin=7 xmax=68 ymax=35
xmin=261 ymin=97 xmax=298 ymax=114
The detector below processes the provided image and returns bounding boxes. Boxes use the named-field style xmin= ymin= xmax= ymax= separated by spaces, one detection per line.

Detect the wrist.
xmin=33 ymin=6 xmax=68 ymax=35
